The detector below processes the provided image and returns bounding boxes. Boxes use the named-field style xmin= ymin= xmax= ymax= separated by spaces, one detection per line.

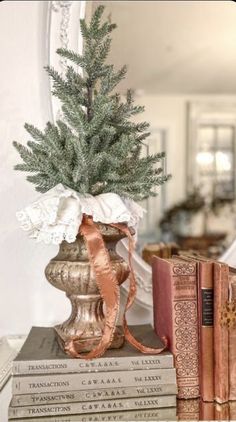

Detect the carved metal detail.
xmin=45 ymin=224 xmax=130 ymax=352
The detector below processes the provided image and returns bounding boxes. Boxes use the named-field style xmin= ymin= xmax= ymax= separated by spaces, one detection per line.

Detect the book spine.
xmin=199 ymin=401 xmax=214 ymax=420
xmin=215 ymin=402 xmax=230 ymax=421
xmin=229 ymin=277 xmax=236 ymax=401
xmin=8 ymin=407 xmax=178 ymax=422
xmin=12 ymin=353 xmax=173 ymax=375
xmin=229 ymin=330 xmax=236 ymax=401
xmin=8 ymin=395 xmax=176 ymax=419
xmin=230 ymin=401 xmax=236 ymax=421
xmin=11 ymin=383 xmax=177 ymax=407
xmin=177 ymin=398 xmax=199 ymax=420
xmin=12 ymin=367 xmax=176 ymax=395
xmin=198 ymin=262 xmax=214 ymax=402
xmin=171 ymin=261 xmax=199 ymax=399
xmin=153 ymin=258 xmax=199 ymax=399
xmin=214 ymin=263 xmax=229 ymax=403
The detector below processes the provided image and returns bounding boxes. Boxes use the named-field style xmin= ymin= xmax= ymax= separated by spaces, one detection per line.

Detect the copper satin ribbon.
xmin=65 ymin=215 xmax=167 ymax=359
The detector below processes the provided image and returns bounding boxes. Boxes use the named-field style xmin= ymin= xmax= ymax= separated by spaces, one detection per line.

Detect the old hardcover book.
xmin=12 ymin=367 xmax=176 ymax=395
xmin=177 ymin=399 xmax=200 ymax=420
xmin=7 ymin=406 xmax=178 ymax=422
xmin=177 ymin=399 xmax=214 ymax=421
xmin=230 ymin=401 xmax=236 ymax=421
xmin=195 ymin=259 xmax=214 ymax=402
xmin=215 ymin=402 xmax=230 ymax=421
xmin=13 ymin=324 xmax=173 ymax=375
xmin=214 ymin=262 xmax=229 ymax=403
xmin=228 ymin=271 xmax=236 ymax=401
xmin=178 ymin=254 xmax=214 ymax=402
xmin=8 ymin=395 xmax=176 ymax=419
xmin=214 ymin=401 xmax=236 ymax=421
xmin=199 ymin=400 xmax=214 ymax=421
xmin=11 ymin=383 xmax=177 ymax=407
xmin=152 ymin=257 xmax=199 ymax=399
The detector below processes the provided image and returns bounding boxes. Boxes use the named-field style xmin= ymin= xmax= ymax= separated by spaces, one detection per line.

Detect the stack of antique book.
xmin=8 ymin=324 xmax=177 ymax=420
xmin=142 ymin=242 xmax=179 ymax=264
xmin=177 ymin=398 xmax=236 ymax=421
xmin=153 ymin=255 xmax=236 ymax=404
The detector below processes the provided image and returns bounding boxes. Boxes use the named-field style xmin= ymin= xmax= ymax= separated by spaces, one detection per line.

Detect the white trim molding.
xmin=48 ymin=1 xmax=86 ymax=121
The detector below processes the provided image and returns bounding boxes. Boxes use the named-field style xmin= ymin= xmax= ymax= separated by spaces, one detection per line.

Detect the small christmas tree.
xmin=13 ymin=6 xmax=170 ymax=201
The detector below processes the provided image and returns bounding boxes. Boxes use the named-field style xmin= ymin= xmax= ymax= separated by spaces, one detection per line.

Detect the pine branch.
xmin=24 ymin=124 xmax=45 ymax=143
xmin=13 ymin=5 xmax=170 ymax=201
xmin=56 ymin=49 xmax=86 ymax=68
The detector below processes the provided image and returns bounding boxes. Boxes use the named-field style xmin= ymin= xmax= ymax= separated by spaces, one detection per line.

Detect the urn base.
xmin=55 ymin=325 xmax=125 ymax=354
xmin=45 ymin=223 xmax=130 ymax=356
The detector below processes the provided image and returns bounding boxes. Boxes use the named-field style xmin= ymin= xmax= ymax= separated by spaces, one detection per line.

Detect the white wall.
xmin=0 ymin=1 xmax=153 ymax=336
xmin=0 ymin=1 xmax=67 ymax=336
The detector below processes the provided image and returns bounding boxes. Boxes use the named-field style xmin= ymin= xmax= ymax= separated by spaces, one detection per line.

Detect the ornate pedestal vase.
xmin=45 ymin=223 xmax=130 ymax=353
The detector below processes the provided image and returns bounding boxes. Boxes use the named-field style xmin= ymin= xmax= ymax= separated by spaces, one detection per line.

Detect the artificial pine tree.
xmin=13 ymin=5 xmax=170 ymax=201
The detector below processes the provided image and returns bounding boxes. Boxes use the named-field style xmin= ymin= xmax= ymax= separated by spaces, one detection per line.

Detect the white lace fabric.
xmin=16 ymin=184 xmax=145 ymax=245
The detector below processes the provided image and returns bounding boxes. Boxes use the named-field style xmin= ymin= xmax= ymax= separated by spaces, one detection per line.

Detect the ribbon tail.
xmin=65 ymin=216 xmax=120 ymax=359
xmin=65 ymin=218 xmax=167 ymax=359
xmin=112 ymin=223 xmax=168 ymax=354
xmin=123 ymin=317 xmax=168 ymax=353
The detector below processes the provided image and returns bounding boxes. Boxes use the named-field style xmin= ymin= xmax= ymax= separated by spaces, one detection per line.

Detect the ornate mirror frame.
xmin=46 ymin=0 xmax=153 ymax=309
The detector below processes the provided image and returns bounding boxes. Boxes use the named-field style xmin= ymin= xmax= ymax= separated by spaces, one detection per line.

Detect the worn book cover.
xmin=7 ymin=406 xmax=178 ymax=422
xmin=13 ymin=324 xmax=173 ymax=375
xmin=177 ymin=399 xmax=222 ymax=421
xmin=12 ymin=367 xmax=176 ymax=395
xmin=214 ymin=262 xmax=229 ymax=403
xmin=177 ymin=399 xmax=200 ymax=420
xmin=11 ymin=383 xmax=177 ymax=407
xmin=228 ymin=271 xmax=236 ymax=401
xmin=8 ymin=395 xmax=176 ymax=419
xmin=178 ymin=254 xmax=214 ymax=402
xmin=230 ymin=400 xmax=236 ymax=421
xmin=153 ymin=257 xmax=199 ymax=399
xmin=210 ymin=401 xmax=236 ymax=421
xmin=177 ymin=399 xmax=230 ymax=421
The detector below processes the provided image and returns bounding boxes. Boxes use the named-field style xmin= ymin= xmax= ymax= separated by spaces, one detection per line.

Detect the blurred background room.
xmin=99 ymin=1 xmax=236 ymax=258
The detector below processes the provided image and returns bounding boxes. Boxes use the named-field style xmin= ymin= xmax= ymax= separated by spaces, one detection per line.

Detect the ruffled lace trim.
xmin=16 ymin=184 xmax=145 ymax=245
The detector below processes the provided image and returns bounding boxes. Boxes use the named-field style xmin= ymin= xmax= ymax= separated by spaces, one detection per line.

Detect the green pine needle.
xmin=13 ymin=5 xmax=171 ymax=200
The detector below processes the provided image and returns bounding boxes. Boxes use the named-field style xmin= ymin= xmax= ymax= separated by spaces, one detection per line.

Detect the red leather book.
xmin=199 ymin=400 xmax=214 ymax=421
xmin=177 ymin=399 xmax=227 ymax=421
xmin=177 ymin=255 xmax=214 ymax=402
xmin=214 ymin=262 xmax=229 ymax=404
xmin=215 ymin=402 xmax=230 ymax=421
xmin=177 ymin=398 xmax=214 ymax=420
xmin=230 ymin=401 xmax=236 ymax=421
xmin=228 ymin=272 xmax=236 ymax=401
xmin=177 ymin=399 xmax=200 ymax=420
xmin=196 ymin=259 xmax=214 ymax=402
xmin=152 ymin=257 xmax=199 ymax=399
